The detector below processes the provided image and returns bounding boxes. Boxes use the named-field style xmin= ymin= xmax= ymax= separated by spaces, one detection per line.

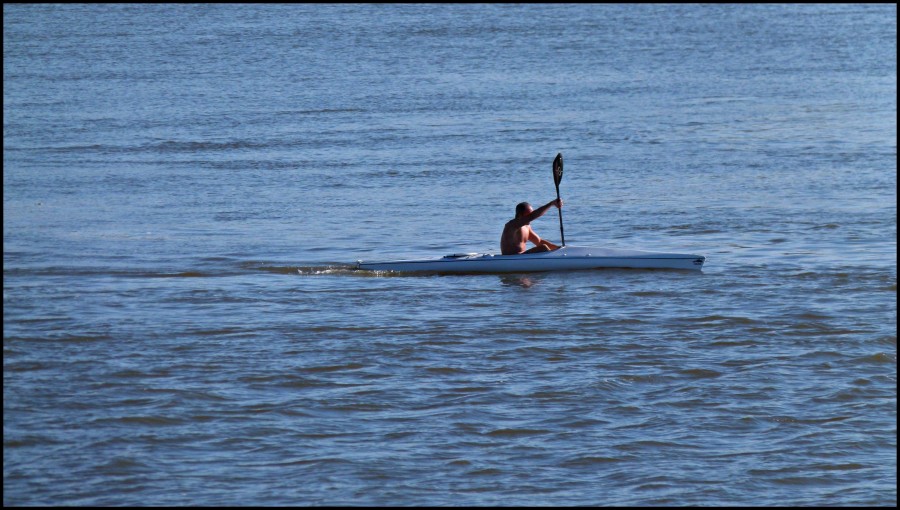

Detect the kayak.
xmin=355 ymin=154 xmax=707 ymax=274
xmin=355 ymin=245 xmax=705 ymax=273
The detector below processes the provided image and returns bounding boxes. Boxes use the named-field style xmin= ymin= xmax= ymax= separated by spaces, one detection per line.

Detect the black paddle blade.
xmin=552 ymin=153 xmax=563 ymax=186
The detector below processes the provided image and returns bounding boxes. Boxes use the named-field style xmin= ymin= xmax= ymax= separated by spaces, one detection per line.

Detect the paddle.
xmin=552 ymin=152 xmax=565 ymax=247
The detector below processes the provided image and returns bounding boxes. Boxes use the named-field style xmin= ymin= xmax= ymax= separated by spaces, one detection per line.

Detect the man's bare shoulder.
xmin=504 ymin=217 xmax=527 ymax=230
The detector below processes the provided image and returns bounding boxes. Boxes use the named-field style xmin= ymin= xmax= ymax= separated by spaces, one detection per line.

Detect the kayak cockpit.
xmin=442 ymin=253 xmax=482 ymax=259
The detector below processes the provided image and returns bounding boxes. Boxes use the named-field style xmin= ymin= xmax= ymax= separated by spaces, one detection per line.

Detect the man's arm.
xmin=507 ymin=199 xmax=561 ymax=229
xmin=540 ymin=239 xmax=560 ymax=250
xmin=527 ymin=229 xmax=560 ymax=250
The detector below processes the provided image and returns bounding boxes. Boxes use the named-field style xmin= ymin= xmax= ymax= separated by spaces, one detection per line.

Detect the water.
xmin=3 ymin=4 xmax=896 ymax=506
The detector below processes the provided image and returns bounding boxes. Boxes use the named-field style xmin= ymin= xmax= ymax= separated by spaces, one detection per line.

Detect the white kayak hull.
xmin=356 ymin=245 xmax=705 ymax=273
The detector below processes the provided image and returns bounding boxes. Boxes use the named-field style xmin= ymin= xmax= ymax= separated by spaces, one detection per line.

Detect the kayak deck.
xmin=356 ymin=245 xmax=705 ymax=273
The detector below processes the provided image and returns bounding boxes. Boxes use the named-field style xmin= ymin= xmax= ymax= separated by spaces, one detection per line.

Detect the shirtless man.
xmin=500 ymin=199 xmax=563 ymax=255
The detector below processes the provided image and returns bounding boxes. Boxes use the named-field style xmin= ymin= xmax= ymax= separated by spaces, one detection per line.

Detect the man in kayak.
xmin=500 ymin=199 xmax=563 ymax=255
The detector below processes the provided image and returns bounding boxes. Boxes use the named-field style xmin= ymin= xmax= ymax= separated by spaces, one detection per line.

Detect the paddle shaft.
xmin=555 ymin=182 xmax=565 ymax=246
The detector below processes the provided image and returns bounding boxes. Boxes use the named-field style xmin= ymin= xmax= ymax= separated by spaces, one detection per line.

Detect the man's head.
xmin=516 ymin=202 xmax=533 ymax=218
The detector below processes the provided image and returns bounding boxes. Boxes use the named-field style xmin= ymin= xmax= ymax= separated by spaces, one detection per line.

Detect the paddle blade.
xmin=552 ymin=153 xmax=563 ymax=186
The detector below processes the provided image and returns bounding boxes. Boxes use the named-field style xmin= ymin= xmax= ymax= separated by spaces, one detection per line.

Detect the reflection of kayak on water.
xmin=355 ymin=245 xmax=706 ymax=273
